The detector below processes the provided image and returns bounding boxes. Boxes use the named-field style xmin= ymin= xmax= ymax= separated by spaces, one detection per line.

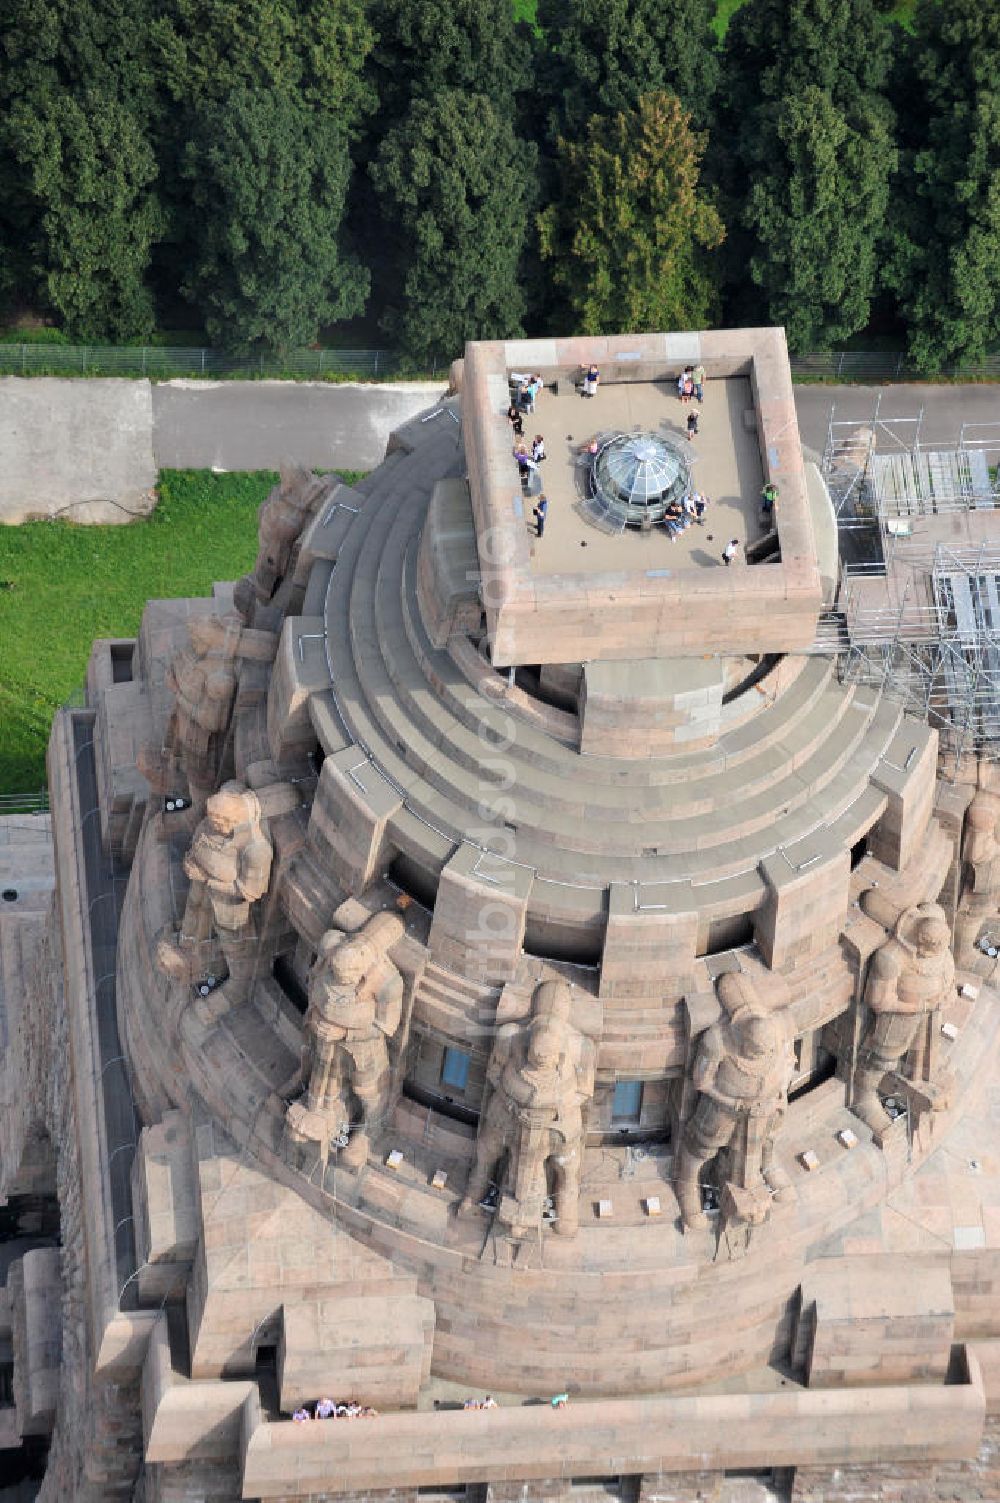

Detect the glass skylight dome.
xmin=591 ymin=432 xmax=691 ymax=527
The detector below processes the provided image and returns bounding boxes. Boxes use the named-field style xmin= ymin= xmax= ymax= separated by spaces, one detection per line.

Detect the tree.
xmin=365 ymin=0 xmax=530 ymax=127
xmin=151 ymin=0 xmax=373 ymax=116
xmin=150 ymin=0 xmax=374 ymax=348
xmin=6 ymin=92 xmax=162 ymax=339
xmin=0 ymin=0 xmax=162 ymax=337
xmin=740 ymin=87 xmax=894 ymax=350
xmin=715 ymin=0 xmax=897 ymax=341
xmin=720 ymin=0 xmax=895 ymax=125
xmin=537 ymin=91 xmax=724 ymax=336
xmin=886 ymin=0 xmax=1000 ymax=370
xmin=370 ymin=91 xmax=535 ymax=367
xmin=181 ymin=87 xmax=367 ymax=353
xmin=536 ymin=0 xmax=720 ymax=139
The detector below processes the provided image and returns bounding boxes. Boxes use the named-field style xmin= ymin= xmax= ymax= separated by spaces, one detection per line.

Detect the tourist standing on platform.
xmin=533 ymin=495 xmax=549 ymax=538
xmin=722 ymin=538 xmax=740 ymax=566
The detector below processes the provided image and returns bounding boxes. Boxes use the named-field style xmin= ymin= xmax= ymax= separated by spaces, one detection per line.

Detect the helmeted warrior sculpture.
xmin=956 ymin=788 xmax=1000 ymax=958
xmin=459 ymin=980 xmax=594 ymax=1240
xmin=234 ymin=466 xmax=328 ymax=622
xmin=853 ymin=900 xmax=955 ymax=1131
xmin=157 ymin=781 xmax=273 ymax=1016
xmin=285 ymin=912 xmax=405 ymax=1168
xmin=675 ymin=972 xmax=795 ymax=1232
xmin=140 ymin=614 xmax=278 ymax=816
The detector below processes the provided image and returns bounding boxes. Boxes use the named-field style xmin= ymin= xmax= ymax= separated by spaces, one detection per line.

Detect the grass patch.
xmin=0 ymin=469 xmax=286 ymax=795
xmin=887 ymin=0 xmax=918 ymax=29
xmin=712 ymin=0 xmax=745 ymax=39
xmin=713 ymin=0 xmax=919 ymax=39
xmin=512 ymin=0 xmax=537 ymax=25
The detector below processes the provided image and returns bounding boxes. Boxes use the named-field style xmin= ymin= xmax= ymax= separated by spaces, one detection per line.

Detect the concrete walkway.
xmin=793 ymin=383 xmax=1000 ymax=458
xmin=151 ymin=378 xmax=445 ymax=473
xmin=152 ymin=378 xmax=999 ymax=475
xmin=0 ymin=375 xmax=992 ymax=526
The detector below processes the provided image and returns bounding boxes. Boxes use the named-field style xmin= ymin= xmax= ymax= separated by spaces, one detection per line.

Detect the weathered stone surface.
xmin=0 ymin=376 xmax=156 ymax=524
xmin=9 ymin=330 xmax=1000 ymax=1503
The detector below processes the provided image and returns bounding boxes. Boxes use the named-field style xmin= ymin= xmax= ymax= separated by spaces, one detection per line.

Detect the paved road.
xmin=152 ymin=378 xmax=444 ymax=473
xmin=793 ymin=383 xmax=1000 ymax=459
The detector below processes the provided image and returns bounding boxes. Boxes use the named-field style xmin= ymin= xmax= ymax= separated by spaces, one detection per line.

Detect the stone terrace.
xmin=524 ymin=376 xmax=764 ymax=577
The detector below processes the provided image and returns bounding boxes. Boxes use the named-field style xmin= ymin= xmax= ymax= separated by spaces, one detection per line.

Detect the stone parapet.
xmin=238 ymin=1354 xmax=985 ymax=1498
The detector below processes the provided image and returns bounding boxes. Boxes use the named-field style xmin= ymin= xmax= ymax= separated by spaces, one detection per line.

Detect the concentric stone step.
xmin=341 ymin=477 xmax=873 ymax=847
xmin=300 ymin=424 xmax=918 ymax=953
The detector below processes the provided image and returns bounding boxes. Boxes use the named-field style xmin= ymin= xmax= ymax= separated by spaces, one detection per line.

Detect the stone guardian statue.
xmin=156 ymin=781 xmax=273 ymax=1019
xmin=675 ymin=972 xmax=795 ymax=1233
xmin=956 ymin=788 xmax=1000 ymax=958
xmin=140 ymin=614 xmax=278 ymax=817
xmin=285 ymin=912 xmax=405 ymax=1168
xmin=234 ymin=467 xmax=328 ymax=621
xmin=853 ymin=901 xmax=955 ymax=1131
xmin=459 ymin=980 xmax=594 ymax=1240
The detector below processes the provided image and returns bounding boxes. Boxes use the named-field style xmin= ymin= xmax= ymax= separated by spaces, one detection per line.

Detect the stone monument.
xmin=156 ymin=780 xmax=273 ymax=1018
xmin=956 ymin=788 xmax=1000 ymax=958
xmin=7 ymin=330 xmax=1000 ymax=1502
xmin=853 ymin=899 xmax=955 ymax=1131
xmin=460 ymin=980 xmax=594 ymax=1240
xmin=234 ymin=465 xmax=327 ymax=621
xmin=285 ymin=911 xmax=405 ymax=1168
xmin=675 ymin=972 xmax=795 ymax=1234
xmin=140 ymin=614 xmax=278 ymax=816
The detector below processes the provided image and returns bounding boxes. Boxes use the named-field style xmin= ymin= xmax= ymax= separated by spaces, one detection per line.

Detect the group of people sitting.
xmin=291 ymin=1398 xmax=379 ymax=1423
xmin=462 ymin=1395 xmax=499 ymax=1410
xmin=664 ymin=492 xmax=708 ymax=540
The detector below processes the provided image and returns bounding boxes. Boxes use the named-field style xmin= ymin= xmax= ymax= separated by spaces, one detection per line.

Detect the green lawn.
xmin=712 ymin=0 xmax=745 ymax=39
xmin=713 ymin=0 xmax=918 ymax=38
xmin=0 ymin=470 xmax=275 ymax=794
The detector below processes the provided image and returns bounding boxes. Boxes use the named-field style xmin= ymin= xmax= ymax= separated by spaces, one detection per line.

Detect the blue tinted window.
xmin=612 ymin=1079 xmax=642 ymax=1123
xmin=441 ymin=1047 xmax=471 ymax=1091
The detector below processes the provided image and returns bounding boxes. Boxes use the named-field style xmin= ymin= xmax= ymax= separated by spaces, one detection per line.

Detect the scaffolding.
xmin=817 ymin=398 xmax=1000 ymax=769
xmin=822 ymin=396 xmax=1000 ymax=525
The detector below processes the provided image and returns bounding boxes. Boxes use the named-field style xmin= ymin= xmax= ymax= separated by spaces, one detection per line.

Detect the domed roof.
xmin=592 ymin=432 xmax=690 ymax=526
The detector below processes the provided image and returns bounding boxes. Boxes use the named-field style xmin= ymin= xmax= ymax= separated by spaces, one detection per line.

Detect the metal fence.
xmin=0 ymin=343 xmax=425 ymax=381
xmin=0 ymin=790 xmax=50 ymax=815
xmin=789 ymin=351 xmax=1000 ymax=381
xmin=0 ymin=341 xmax=997 ymax=384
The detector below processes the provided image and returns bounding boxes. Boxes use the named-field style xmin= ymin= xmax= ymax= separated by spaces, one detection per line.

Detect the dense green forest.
xmin=0 ymin=0 xmax=995 ymax=371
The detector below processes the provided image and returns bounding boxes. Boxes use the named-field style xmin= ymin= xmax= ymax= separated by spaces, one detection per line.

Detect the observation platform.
xmin=524 ymin=375 xmax=764 ymax=577
xmin=461 ymin=329 xmax=823 ymax=666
